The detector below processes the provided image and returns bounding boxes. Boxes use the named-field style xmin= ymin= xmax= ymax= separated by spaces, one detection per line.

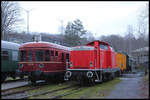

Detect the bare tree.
xmin=125 ymin=25 xmax=135 ymax=54
xmin=1 ymin=1 xmax=21 ymax=40
xmin=136 ymin=3 xmax=149 ymax=41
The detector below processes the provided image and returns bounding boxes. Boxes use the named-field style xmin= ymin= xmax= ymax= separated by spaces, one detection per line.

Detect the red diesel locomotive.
xmin=64 ymin=40 xmax=121 ymax=84
xmin=18 ymin=41 xmax=71 ymax=83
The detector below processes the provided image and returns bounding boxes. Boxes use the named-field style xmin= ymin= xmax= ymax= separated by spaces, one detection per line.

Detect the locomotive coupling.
xmin=65 ymin=71 xmax=72 ymax=78
xmin=87 ymin=71 xmax=93 ymax=78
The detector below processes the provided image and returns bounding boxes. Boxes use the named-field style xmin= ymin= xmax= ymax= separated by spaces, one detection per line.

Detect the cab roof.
xmin=86 ymin=40 xmax=109 ymax=46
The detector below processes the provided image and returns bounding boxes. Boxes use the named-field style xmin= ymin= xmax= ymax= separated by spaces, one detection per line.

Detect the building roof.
xmin=132 ymin=47 xmax=149 ymax=53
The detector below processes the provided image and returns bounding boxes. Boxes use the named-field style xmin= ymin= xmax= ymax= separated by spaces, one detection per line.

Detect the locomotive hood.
xmin=71 ymin=46 xmax=94 ymax=51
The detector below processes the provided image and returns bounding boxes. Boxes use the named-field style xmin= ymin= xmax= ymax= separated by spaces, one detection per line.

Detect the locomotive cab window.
xmin=36 ymin=50 xmax=44 ymax=61
xmin=100 ymin=44 xmax=108 ymax=50
xmin=20 ymin=50 xmax=26 ymax=61
xmin=110 ymin=47 xmax=115 ymax=52
xmin=2 ymin=51 xmax=9 ymax=60
xmin=45 ymin=50 xmax=50 ymax=61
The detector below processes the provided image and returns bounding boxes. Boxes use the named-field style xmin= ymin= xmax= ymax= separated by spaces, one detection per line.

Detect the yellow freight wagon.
xmin=116 ymin=52 xmax=126 ymax=72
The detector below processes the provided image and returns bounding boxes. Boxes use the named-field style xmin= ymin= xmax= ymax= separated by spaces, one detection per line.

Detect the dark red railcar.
xmin=18 ymin=41 xmax=70 ymax=83
xmin=64 ymin=40 xmax=121 ymax=84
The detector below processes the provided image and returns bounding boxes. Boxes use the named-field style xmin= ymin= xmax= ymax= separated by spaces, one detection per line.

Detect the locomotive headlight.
xmin=90 ymin=62 xmax=93 ymax=67
xmin=66 ymin=71 xmax=72 ymax=78
xmin=19 ymin=64 xmax=23 ymax=68
xmin=87 ymin=71 xmax=93 ymax=78
xmin=39 ymin=64 xmax=44 ymax=68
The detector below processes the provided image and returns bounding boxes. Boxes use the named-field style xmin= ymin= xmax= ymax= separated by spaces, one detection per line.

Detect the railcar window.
xmin=12 ymin=51 xmax=18 ymax=61
xmin=35 ymin=50 xmax=44 ymax=61
xmin=50 ymin=50 xmax=54 ymax=61
xmin=55 ymin=51 xmax=58 ymax=61
xmin=20 ymin=51 xmax=26 ymax=61
xmin=62 ymin=53 xmax=64 ymax=62
xmin=45 ymin=50 xmax=50 ymax=61
xmin=66 ymin=53 xmax=70 ymax=62
xmin=2 ymin=51 xmax=8 ymax=60
xmin=55 ymin=51 xmax=58 ymax=56
xmin=28 ymin=50 xmax=32 ymax=61
xmin=51 ymin=51 xmax=54 ymax=56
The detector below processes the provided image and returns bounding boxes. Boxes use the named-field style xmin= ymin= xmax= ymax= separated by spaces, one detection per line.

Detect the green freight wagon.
xmin=1 ymin=40 xmax=20 ymax=82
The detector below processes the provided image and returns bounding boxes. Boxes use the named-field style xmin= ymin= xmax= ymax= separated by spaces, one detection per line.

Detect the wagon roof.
xmin=20 ymin=41 xmax=71 ymax=51
xmin=1 ymin=40 xmax=20 ymax=50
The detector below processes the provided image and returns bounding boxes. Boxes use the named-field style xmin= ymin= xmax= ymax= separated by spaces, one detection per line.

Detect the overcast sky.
xmin=18 ymin=1 xmax=148 ymax=37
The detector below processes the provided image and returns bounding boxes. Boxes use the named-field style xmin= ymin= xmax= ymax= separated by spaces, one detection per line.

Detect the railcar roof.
xmin=20 ymin=41 xmax=71 ymax=51
xmin=1 ymin=40 xmax=20 ymax=50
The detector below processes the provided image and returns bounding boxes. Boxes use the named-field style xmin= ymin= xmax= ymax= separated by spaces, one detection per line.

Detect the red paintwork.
xmin=19 ymin=42 xmax=70 ymax=73
xmin=69 ymin=40 xmax=117 ymax=70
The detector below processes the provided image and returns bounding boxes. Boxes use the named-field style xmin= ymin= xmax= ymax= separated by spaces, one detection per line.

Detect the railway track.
xmin=22 ymin=84 xmax=82 ymax=99
xmin=1 ymin=84 xmax=49 ymax=99
xmin=1 ymin=81 xmax=49 ymax=99
xmin=49 ymin=86 xmax=82 ymax=99
xmin=1 ymin=81 xmax=80 ymax=99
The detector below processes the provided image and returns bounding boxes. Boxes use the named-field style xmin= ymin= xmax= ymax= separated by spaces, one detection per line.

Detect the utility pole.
xmin=26 ymin=10 xmax=29 ymax=34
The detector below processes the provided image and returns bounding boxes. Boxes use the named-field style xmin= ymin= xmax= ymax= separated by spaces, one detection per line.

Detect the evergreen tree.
xmin=64 ymin=19 xmax=87 ymax=46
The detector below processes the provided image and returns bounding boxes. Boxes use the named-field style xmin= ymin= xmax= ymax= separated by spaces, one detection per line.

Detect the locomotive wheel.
xmin=29 ymin=76 xmax=36 ymax=84
xmin=20 ymin=75 xmax=24 ymax=79
xmin=11 ymin=75 xmax=16 ymax=80
xmin=31 ymin=79 xmax=36 ymax=84
xmin=2 ymin=74 xmax=7 ymax=83
xmin=88 ymin=78 xmax=95 ymax=86
xmin=111 ymin=72 xmax=115 ymax=80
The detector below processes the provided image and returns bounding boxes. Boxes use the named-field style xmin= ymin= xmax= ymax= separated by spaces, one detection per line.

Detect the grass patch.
xmin=61 ymin=77 xmax=122 ymax=99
